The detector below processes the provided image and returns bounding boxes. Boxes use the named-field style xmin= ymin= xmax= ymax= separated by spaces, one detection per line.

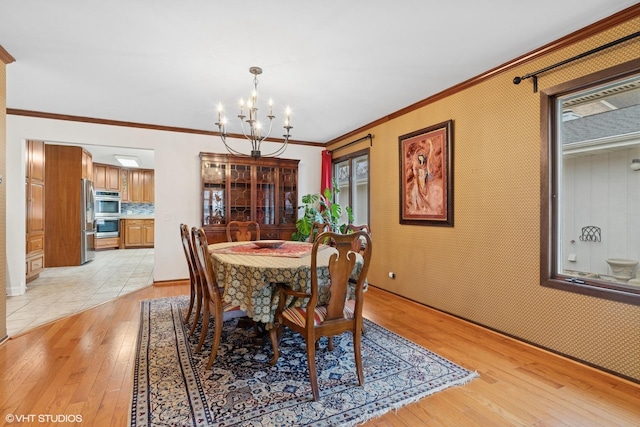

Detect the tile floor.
xmin=6 ymin=248 xmax=154 ymax=337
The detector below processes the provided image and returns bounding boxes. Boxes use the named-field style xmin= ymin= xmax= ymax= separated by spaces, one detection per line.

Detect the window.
xmin=333 ymin=149 xmax=370 ymax=227
xmin=541 ymin=59 xmax=640 ymax=304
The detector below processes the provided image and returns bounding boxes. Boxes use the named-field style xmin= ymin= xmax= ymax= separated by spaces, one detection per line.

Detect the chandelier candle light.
xmin=215 ymin=66 xmax=292 ymax=160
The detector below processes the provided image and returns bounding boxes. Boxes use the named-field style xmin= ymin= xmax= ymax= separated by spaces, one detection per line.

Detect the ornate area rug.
xmin=131 ymin=296 xmax=478 ymax=426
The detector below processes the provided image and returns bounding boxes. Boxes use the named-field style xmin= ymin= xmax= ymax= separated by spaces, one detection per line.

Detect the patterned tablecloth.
xmin=210 ymin=241 xmax=320 ymax=258
xmin=208 ymin=241 xmax=364 ymax=326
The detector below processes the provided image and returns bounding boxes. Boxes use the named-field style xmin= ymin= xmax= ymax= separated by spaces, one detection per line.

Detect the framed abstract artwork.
xmin=399 ymin=120 xmax=453 ymax=226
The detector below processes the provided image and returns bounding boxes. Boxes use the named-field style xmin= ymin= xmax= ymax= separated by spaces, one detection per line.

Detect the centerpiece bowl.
xmin=253 ymin=240 xmax=285 ymax=249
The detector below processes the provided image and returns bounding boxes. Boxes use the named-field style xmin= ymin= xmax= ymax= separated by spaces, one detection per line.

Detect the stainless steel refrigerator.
xmin=81 ymin=178 xmax=96 ymax=264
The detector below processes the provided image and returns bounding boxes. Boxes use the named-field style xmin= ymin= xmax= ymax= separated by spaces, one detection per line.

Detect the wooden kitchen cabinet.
xmin=44 ymin=144 xmax=93 ymax=267
xmin=144 ymin=220 xmax=155 ymax=244
xmin=93 ymin=163 xmax=121 ymax=191
xmin=82 ymin=149 xmax=93 ymax=180
xmin=121 ymin=219 xmax=154 ymax=248
xmin=120 ymin=169 xmax=129 ymax=202
xmin=199 ymin=153 xmax=299 ymax=243
xmin=26 ymin=139 xmax=46 ymax=281
xmin=120 ymin=168 xmax=154 ymax=203
xmin=129 ymin=170 xmax=143 ymax=202
xmin=94 ymin=236 xmax=120 ymax=249
xmin=142 ymin=169 xmax=154 ymax=203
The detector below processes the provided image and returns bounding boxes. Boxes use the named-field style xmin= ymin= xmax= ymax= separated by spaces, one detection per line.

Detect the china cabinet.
xmin=199 ymin=153 xmax=299 ymax=243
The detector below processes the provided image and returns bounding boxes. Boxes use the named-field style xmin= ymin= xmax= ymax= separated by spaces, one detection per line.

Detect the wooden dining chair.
xmin=226 ymin=220 xmax=261 ymax=242
xmin=344 ymin=224 xmax=372 ymax=335
xmin=179 ymin=224 xmax=202 ymax=336
xmin=269 ymin=230 xmax=372 ymax=401
xmin=192 ymin=227 xmax=247 ymax=368
xmin=344 ymin=224 xmax=371 ymax=253
xmin=310 ymin=221 xmax=330 ymax=243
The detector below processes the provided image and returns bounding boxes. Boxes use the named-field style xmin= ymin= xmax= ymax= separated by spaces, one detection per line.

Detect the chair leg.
xmin=269 ymin=326 xmax=282 ymax=365
xmin=189 ymin=288 xmax=203 ymax=336
xmin=306 ymin=337 xmax=320 ymax=401
xmin=206 ymin=313 xmax=224 ymax=369
xmin=196 ymin=304 xmax=209 ymax=352
xmin=353 ymin=330 xmax=364 ymax=387
xmin=184 ymin=281 xmax=195 ymax=323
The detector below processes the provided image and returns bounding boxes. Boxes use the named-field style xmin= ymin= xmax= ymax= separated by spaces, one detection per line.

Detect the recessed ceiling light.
xmin=114 ymin=155 xmax=140 ymax=168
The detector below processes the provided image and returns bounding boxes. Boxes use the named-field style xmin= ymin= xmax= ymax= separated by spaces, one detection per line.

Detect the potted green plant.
xmin=292 ymin=179 xmax=353 ymax=241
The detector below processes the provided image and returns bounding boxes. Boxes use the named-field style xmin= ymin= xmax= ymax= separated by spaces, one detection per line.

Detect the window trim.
xmin=540 ymin=57 xmax=640 ymax=305
xmin=332 ymin=148 xmax=370 ymax=226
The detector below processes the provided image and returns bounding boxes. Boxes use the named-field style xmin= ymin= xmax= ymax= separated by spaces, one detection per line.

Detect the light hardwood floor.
xmin=1 ymin=284 xmax=639 ymax=426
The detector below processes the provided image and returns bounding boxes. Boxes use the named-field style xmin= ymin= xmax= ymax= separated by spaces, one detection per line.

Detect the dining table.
xmin=208 ymin=240 xmax=365 ymax=328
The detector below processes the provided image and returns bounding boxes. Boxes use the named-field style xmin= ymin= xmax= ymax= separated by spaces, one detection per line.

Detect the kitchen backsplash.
xmin=122 ymin=203 xmax=155 ymax=216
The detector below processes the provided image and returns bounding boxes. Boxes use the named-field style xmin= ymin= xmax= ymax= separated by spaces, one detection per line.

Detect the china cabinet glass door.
xmin=229 ymin=164 xmax=251 ymax=221
xmin=203 ymin=162 xmax=226 ymax=225
xmin=279 ymin=166 xmax=297 ymax=225
xmin=256 ymin=165 xmax=276 ymax=225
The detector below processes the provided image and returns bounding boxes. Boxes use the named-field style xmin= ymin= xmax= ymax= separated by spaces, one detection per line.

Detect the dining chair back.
xmin=192 ymin=227 xmax=247 ymax=368
xmin=344 ymin=224 xmax=371 ymax=253
xmin=343 ymin=224 xmax=372 ymax=334
xmin=269 ymin=230 xmax=372 ymax=400
xmin=179 ymin=224 xmax=203 ymax=335
xmin=310 ymin=221 xmax=331 ymax=243
xmin=226 ymin=220 xmax=261 ymax=242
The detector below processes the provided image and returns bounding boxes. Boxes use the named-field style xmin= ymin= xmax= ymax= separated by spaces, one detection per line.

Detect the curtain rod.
xmin=513 ymin=30 xmax=640 ymax=93
xmin=329 ymin=133 xmax=373 ymax=154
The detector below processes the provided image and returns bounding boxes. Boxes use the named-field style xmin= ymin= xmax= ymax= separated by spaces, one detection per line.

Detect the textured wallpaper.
xmin=331 ymin=16 xmax=640 ymax=381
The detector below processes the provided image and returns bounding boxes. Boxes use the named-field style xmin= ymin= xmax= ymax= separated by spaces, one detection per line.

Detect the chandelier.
xmin=215 ymin=66 xmax=292 ymax=160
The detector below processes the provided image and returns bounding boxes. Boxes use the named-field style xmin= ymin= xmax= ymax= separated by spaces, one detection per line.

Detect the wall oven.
xmin=95 ymin=190 xmax=121 ymax=238
xmin=95 ymin=190 xmax=121 ymax=217
xmin=96 ymin=217 xmax=120 ymax=238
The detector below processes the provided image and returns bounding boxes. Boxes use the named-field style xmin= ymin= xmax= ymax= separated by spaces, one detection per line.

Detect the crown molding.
xmin=6 ymin=109 xmax=323 ymax=148
xmin=0 ymin=44 xmax=16 ymax=64
xmin=327 ymin=3 xmax=640 ymax=146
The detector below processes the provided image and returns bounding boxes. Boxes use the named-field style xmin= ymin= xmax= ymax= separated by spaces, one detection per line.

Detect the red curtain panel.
xmin=321 ymin=150 xmax=332 ymax=192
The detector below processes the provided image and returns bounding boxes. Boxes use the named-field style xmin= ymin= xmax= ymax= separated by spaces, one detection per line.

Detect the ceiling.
xmin=1 ymin=1 xmax=637 ymax=149
xmin=46 ymin=141 xmax=155 ymax=169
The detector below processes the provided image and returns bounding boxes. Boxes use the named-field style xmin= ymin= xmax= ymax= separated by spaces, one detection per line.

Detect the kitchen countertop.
xmin=120 ymin=215 xmax=155 ymax=220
